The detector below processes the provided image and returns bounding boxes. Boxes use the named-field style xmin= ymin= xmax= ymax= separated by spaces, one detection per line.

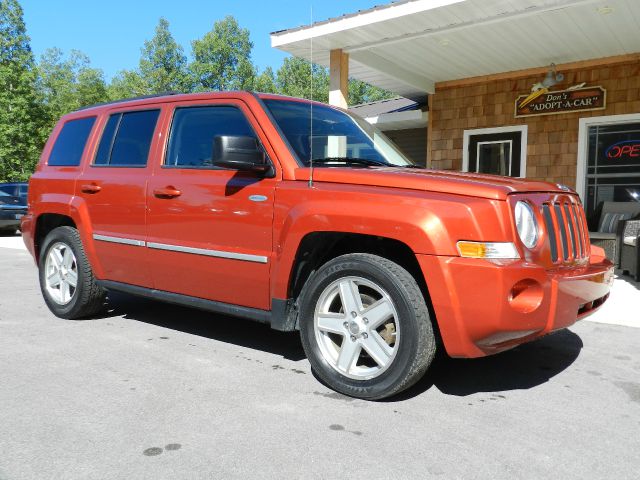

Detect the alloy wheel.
xmin=44 ymin=242 xmax=78 ymax=305
xmin=313 ymin=276 xmax=400 ymax=380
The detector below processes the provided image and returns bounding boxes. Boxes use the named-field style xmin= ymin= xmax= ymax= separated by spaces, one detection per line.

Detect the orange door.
xmin=146 ymin=100 xmax=276 ymax=310
xmin=76 ymin=107 xmax=162 ymax=287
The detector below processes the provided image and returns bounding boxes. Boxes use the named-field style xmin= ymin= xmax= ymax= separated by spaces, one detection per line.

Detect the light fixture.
xmin=597 ymin=6 xmax=614 ymax=15
xmin=542 ymin=63 xmax=564 ymax=88
xmin=438 ymin=38 xmax=450 ymax=46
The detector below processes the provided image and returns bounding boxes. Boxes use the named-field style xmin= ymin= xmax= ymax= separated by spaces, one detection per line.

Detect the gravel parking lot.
xmin=1 ymin=235 xmax=639 ymax=480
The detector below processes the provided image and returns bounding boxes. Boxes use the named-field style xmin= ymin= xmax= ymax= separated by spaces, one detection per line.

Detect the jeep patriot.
xmin=22 ymin=92 xmax=614 ymax=399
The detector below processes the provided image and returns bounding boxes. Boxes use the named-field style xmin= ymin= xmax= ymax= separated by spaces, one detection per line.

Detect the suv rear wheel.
xmin=299 ymin=253 xmax=436 ymax=400
xmin=39 ymin=226 xmax=106 ymax=319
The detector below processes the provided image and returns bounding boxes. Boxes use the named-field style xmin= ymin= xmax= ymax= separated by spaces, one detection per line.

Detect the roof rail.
xmin=75 ymin=92 xmax=182 ymax=111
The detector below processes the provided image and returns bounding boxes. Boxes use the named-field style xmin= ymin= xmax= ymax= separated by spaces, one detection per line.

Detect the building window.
xmin=463 ymin=126 xmax=527 ymax=178
xmin=475 ymin=140 xmax=513 ymax=176
xmin=584 ymin=122 xmax=640 ymax=225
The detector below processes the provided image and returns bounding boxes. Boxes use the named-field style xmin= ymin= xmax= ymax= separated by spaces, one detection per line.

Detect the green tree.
xmin=276 ymin=56 xmax=329 ymax=102
xmin=348 ymin=78 xmax=394 ymax=106
xmin=37 ymin=48 xmax=108 ymax=125
xmin=138 ymin=17 xmax=190 ymax=94
xmin=253 ymin=66 xmax=277 ymax=93
xmin=275 ymin=56 xmax=393 ymax=106
xmin=107 ymin=69 xmax=145 ymax=100
xmin=0 ymin=0 xmax=45 ymax=181
xmin=75 ymin=64 xmax=108 ymax=107
xmin=190 ymin=15 xmax=256 ymax=91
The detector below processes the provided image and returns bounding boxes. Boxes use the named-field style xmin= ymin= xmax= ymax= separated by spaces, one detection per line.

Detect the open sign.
xmin=605 ymin=140 xmax=640 ymax=159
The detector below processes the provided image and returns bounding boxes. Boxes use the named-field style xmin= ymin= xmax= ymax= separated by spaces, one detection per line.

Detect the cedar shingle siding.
xmin=429 ymin=58 xmax=640 ymax=188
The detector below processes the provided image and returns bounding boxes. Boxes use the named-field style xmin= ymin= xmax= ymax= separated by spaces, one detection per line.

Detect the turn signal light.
xmin=457 ymin=241 xmax=520 ymax=259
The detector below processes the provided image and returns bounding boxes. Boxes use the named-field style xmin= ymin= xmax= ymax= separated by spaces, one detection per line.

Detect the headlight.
xmin=515 ymin=201 xmax=539 ymax=249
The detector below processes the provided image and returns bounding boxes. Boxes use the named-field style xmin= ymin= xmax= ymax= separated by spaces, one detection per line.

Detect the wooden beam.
xmin=426 ymin=94 xmax=433 ymax=168
xmin=329 ymin=49 xmax=349 ymax=108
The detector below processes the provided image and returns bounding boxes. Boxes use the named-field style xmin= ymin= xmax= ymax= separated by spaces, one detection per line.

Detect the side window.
xmin=94 ymin=110 xmax=160 ymax=167
xmin=165 ymin=106 xmax=256 ymax=168
xmin=48 ymin=117 xmax=96 ymax=166
xmin=94 ymin=115 xmax=120 ymax=165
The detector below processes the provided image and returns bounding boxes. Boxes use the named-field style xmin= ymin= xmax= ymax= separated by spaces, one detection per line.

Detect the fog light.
xmin=508 ymin=279 xmax=543 ymax=314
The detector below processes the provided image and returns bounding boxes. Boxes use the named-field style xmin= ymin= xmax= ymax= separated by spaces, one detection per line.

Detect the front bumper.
xmin=418 ymin=249 xmax=614 ymax=358
xmin=20 ymin=213 xmax=36 ymax=260
xmin=0 ymin=209 xmax=25 ymax=230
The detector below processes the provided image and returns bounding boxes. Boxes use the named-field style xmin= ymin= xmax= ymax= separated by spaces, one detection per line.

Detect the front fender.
xmin=270 ymin=181 xmax=511 ymax=300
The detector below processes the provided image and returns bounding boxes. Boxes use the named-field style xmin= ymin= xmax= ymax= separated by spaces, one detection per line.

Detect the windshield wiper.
xmin=311 ymin=157 xmax=389 ymax=167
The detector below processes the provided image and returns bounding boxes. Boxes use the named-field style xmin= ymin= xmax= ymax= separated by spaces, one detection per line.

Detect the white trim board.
xmin=365 ymin=110 xmax=428 ymax=131
xmin=462 ymin=125 xmax=528 ymax=178
xmin=576 ymin=113 xmax=640 ymax=201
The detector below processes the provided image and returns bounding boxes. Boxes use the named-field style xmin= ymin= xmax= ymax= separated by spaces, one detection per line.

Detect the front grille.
xmin=541 ymin=197 xmax=589 ymax=263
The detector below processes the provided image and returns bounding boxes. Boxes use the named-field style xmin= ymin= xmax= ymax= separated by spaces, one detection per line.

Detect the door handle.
xmin=153 ymin=187 xmax=182 ymax=199
xmin=81 ymin=183 xmax=102 ymax=194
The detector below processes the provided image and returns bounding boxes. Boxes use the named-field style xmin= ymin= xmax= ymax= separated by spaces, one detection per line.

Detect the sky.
xmin=21 ymin=0 xmax=383 ymax=80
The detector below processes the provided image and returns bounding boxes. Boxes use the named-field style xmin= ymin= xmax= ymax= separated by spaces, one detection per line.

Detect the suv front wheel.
xmin=39 ymin=226 xmax=106 ymax=319
xmin=299 ymin=253 xmax=436 ymax=400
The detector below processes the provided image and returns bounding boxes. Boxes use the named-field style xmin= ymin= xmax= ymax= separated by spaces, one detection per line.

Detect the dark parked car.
xmin=0 ymin=190 xmax=27 ymax=234
xmin=0 ymin=182 xmax=28 ymax=202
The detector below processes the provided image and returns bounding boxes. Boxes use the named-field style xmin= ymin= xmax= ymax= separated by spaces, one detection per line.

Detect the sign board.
xmin=515 ymin=86 xmax=606 ymax=118
xmin=605 ymin=140 xmax=640 ymax=160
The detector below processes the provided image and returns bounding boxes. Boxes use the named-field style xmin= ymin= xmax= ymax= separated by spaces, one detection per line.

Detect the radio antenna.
xmin=308 ymin=4 xmax=314 ymax=188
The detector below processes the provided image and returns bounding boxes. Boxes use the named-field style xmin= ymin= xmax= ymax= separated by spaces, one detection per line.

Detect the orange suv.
xmin=22 ymin=92 xmax=613 ymax=400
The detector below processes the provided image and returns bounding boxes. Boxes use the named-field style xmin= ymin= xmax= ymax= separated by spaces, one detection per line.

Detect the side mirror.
xmin=212 ymin=135 xmax=273 ymax=175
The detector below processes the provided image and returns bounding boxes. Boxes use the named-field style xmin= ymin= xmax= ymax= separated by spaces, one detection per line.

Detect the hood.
xmin=293 ymin=167 xmax=571 ymax=200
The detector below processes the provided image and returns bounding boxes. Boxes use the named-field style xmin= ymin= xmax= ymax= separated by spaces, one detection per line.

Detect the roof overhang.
xmin=365 ymin=110 xmax=428 ymax=131
xmin=271 ymin=0 xmax=640 ymax=101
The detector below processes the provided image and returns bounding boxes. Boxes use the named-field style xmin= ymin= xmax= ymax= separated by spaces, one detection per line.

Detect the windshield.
xmin=263 ymin=99 xmax=416 ymax=167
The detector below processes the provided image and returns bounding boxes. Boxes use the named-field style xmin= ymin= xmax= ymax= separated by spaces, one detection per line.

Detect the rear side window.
xmin=48 ymin=117 xmax=96 ymax=166
xmin=94 ymin=110 xmax=160 ymax=167
xmin=165 ymin=106 xmax=255 ymax=168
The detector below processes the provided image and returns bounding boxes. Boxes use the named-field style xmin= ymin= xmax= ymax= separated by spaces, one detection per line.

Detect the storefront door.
xmin=583 ymin=120 xmax=640 ymax=226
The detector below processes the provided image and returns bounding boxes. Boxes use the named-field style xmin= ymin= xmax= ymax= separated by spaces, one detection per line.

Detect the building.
xmin=271 ymin=0 xmax=640 ymax=223
xmin=349 ymin=97 xmax=428 ymax=165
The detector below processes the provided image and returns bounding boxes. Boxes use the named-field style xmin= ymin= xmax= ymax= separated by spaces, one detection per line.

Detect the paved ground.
xmin=1 ymin=233 xmax=639 ymax=480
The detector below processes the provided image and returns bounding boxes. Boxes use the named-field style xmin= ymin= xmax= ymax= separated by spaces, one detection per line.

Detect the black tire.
xmin=38 ymin=226 xmax=106 ymax=319
xmin=299 ymin=253 xmax=436 ymax=400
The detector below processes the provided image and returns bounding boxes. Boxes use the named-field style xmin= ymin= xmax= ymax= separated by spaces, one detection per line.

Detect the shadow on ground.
xmin=104 ymin=291 xmax=306 ymax=361
xmin=389 ymin=329 xmax=583 ymax=401
xmin=102 ymin=291 xmax=583 ymax=400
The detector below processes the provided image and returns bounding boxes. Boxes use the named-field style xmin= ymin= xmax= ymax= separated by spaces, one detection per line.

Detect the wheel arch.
xmin=271 ymin=231 xmax=441 ymax=343
xmin=34 ymin=213 xmax=77 ymax=263
xmin=288 ymin=232 xmax=428 ymax=301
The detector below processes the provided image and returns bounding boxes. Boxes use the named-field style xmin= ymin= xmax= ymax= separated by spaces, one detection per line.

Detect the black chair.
xmin=619 ymin=219 xmax=640 ymax=281
xmin=589 ymin=201 xmax=640 ymax=265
